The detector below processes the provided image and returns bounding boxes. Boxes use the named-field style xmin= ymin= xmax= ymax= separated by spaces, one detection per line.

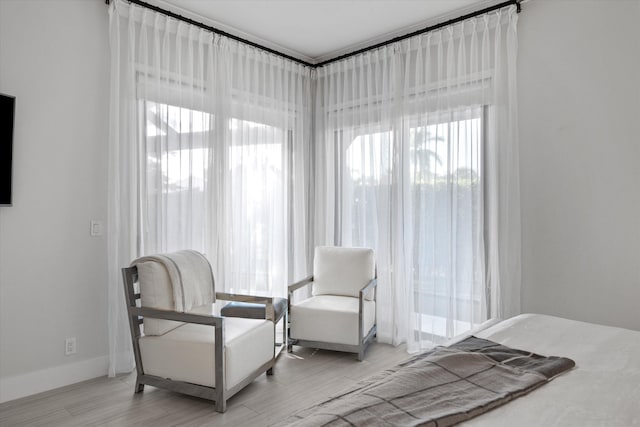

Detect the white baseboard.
xmin=0 ymin=355 xmax=109 ymax=403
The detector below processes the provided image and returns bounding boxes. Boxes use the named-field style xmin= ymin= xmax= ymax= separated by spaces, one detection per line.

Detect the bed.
xmin=463 ymin=313 xmax=640 ymax=426
xmin=283 ymin=314 xmax=640 ymax=426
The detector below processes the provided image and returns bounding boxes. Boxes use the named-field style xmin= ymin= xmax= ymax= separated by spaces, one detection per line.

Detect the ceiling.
xmin=150 ymin=0 xmax=493 ymax=64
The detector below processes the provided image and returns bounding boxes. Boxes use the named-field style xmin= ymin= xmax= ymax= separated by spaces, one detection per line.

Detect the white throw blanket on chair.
xmin=132 ymin=250 xmax=215 ymax=312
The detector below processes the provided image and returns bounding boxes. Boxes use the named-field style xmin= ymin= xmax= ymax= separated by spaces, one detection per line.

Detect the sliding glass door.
xmin=336 ymin=106 xmax=485 ymax=348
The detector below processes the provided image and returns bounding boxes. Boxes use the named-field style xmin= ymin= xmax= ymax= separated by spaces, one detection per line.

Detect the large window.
xmin=109 ymin=4 xmax=518 ymax=373
xmin=409 ymin=109 xmax=484 ymax=342
xmin=141 ymin=101 xmax=295 ymax=297
xmin=342 ymin=107 xmax=484 ymax=345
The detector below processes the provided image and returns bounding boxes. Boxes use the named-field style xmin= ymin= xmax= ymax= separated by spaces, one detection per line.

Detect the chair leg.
xmin=287 ymin=338 xmax=297 ymax=353
xmin=286 ymin=322 xmax=291 ymax=352
xmin=282 ymin=317 xmax=287 ymax=347
xmin=134 ymin=378 xmax=144 ymax=393
xmin=267 ymin=367 xmax=274 ymax=375
xmin=357 ymin=342 xmax=368 ymax=361
xmin=215 ymin=399 xmax=227 ymax=413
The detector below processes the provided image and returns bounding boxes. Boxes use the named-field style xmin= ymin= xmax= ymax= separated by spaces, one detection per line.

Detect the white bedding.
xmin=460 ymin=313 xmax=640 ymax=426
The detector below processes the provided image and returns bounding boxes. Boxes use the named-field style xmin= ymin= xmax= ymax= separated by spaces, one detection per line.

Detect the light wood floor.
xmin=0 ymin=343 xmax=408 ymax=427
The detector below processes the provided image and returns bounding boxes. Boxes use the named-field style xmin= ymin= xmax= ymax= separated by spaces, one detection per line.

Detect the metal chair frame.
xmin=287 ymin=274 xmax=377 ymax=361
xmin=122 ymin=266 xmax=276 ymax=412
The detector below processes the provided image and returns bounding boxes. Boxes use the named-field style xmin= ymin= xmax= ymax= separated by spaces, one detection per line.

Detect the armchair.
xmin=288 ymin=246 xmax=377 ymax=361
xmin=122 ymin=250 xmax=276 ymax=412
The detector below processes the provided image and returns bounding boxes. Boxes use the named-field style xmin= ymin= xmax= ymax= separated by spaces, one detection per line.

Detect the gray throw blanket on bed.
xmin=281 ymin=336 xmax=575 ymax=426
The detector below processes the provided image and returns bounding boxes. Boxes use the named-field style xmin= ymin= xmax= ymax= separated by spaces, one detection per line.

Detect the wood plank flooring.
xmin=0 ymin=343 xmax=408 ymax=427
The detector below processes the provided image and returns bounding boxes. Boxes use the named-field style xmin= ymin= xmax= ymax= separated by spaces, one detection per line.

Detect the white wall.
xmin=0 ymin=0 xmax=110 ymax=402
xmin=518 ymin=0 xmax=640 ymax=330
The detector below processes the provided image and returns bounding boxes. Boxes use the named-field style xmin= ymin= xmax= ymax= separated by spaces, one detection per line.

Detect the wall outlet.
xmin=65 ymin=337 xmax=76 ymax=356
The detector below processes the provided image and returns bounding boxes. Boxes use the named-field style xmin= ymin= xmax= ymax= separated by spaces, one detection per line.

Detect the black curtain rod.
xmin=315 ymin=0 xmax=521 ymax=67
xmin=106 ymin=0 xmax=316 ymax=67
xmin=105 ymin=0 xmax=521 ymax=69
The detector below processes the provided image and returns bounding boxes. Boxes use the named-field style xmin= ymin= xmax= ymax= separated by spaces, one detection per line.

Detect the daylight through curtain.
xmin=108 ymin=0 xmax=520 ymax=373
xmin=314 ymin=7 xmax=520 ymax=352
xmin=107 ymin=0 xmax=312 ymax=375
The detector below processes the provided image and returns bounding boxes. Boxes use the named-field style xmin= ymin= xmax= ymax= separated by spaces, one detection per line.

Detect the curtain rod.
xmin=105 ymin=0 xmax=521 ymax=68
xmin=315 ymin=0 xmax=521 ymax=67
xmin=105 ymin=0 xmax=315 ymax=67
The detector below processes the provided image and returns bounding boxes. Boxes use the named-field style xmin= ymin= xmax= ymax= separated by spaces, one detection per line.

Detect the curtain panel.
xmin=314 ymin=7 xmax=520 ymax=352
xmin=108 ymin=0 xmax=519 ymax=373
xmin=107 ymin=0 xmax=313 ymax=375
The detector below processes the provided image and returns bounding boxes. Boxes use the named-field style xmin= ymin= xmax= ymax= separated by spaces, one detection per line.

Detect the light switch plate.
xmin=65 ymin=337 xmax=76 ymax=355
xmin=90 ymin=220 xmax=103 ymax=236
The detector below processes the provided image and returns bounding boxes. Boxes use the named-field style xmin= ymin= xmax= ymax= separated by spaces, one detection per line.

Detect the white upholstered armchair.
xmin=288 ymin=246 xmax=377 ymax=360
xmin=121 ymin=250 xmax=276 ymax=412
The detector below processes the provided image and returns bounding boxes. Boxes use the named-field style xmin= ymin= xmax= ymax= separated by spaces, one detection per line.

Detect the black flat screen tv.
xmin=1 ymin=94 xmax=15 ymax=206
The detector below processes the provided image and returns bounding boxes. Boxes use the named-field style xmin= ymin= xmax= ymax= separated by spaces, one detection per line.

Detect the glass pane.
xmin=342 ymin=107 xmax=484 ymax=345
xmin=227 ymin=118 xmax=286 ymax=295
xmin=142 ymin=101 xmax=212 ymax=253
xmin=345 ymin=130 xmax=392 ymax=248
xmin=410 ymin=110 xmax=483 ymax=342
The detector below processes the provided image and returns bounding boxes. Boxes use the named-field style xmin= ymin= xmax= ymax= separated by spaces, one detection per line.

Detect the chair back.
xmin=131 ymin=250 xmax=215 ymax=335
xmin=312 ymin=246 xmax=375 ymax=300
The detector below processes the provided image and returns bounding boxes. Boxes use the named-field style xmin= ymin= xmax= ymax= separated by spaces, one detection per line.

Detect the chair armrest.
xmin=288 ymin=275 xmax=313 ymax=304
xmin=216 ymin=292 xmax=273 ymax=304
xmin=215 ymin=293 xmax=275 ymax=321
xmin=359 ymin=278 xmax=377 ymax=300
xmin=288 ymin=275 xmax=313 ymax=293
xmin=129 ymin=306 xmax=223 ymax=327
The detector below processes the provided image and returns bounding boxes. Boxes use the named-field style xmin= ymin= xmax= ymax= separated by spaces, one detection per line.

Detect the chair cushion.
xmin=139 ymin=315 xmax=274 ymax=389
xmin=312 ymin=246 xmax=375 ymax=300
xmin=221 ymin=297 xmax=287 ymax=323
xmin=137 ymin=261 xmax=183 ymax=336
xmin=290 ymin=295 xmax=376 ymax=346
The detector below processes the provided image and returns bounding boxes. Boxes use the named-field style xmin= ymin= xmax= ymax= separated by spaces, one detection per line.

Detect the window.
xmin=409 ymin=109 xmax=484 ymax=342
xmin=344 ymin=129 xmax=392 ymax=247
xmin=140 ymin=100 xmax=295 ymax=297
xmin=227 ymin=118 xmax=288 ymax=294
xmin=141 ymin=101 xmax=213 ymax=253
xmin=342 ymin=107 xmax=484 ymax=344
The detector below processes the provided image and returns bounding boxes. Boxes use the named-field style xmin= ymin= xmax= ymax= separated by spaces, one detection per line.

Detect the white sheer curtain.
xmin=108 ymin=0 xmax=520 ymax=372
xmin=107 ymin=0 xmax=312 ymax=375
xmin=314 ymin=7 xmax=520 ymax=352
